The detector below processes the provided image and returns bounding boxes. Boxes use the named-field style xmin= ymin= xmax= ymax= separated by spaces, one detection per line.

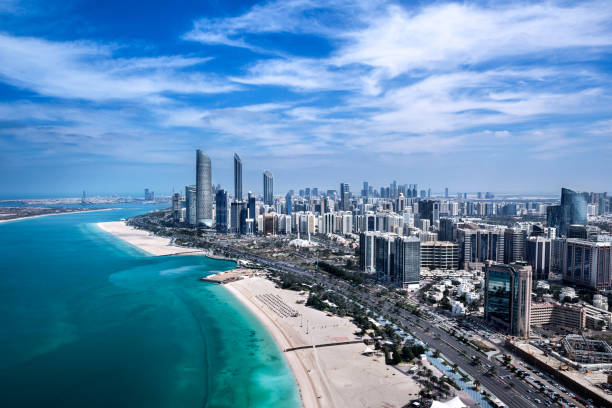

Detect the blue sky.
xmin=0 ymin=0 xmax=611 ymax=196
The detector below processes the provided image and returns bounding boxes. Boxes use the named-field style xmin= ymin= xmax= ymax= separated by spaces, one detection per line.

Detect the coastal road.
xmin=225 ymin=252 xmax=549 ymax=408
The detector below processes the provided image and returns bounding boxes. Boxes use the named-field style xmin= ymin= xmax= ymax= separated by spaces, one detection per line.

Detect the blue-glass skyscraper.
xmin=215 ymin=189 xmax=228 ymax=233
xmin=547 ymin=188 xmax=587 ymax=237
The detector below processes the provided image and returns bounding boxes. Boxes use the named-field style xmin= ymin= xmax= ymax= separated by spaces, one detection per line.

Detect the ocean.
xmin=0 ymin=204 xmax=300 ymax=407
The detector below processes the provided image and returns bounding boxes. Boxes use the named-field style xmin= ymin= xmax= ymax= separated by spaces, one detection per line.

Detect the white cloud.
xmin=0 ymin=34 xmax=236 ymax=101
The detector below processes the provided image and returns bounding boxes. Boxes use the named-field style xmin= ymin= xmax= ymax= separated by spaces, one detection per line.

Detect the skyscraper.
xmin=196 ymin=150 xmax=213 ymax=227
xmin=444 ymin=187 xmax=449 ymax=198
xmin=394 ymin=236 xmax=421 ymax=287
xmin=547 ymin=188 xmax=587 ymax=237
xmin=185 ymin=185 xmax=196 ymax=226
xmin=263 ymin=170 xmax=273 ymax=205
xmin=285 ymin=192 xmax=292 ymax=215
xmin=526 ymin=236 xmax=551 ymax=281
xmin=215 ymin=189 xmax=228 ymax=233
xmin=233 ymin=153 xmax=242 ymax=201
xmin=340 ymin=182 xmax=350 ymax=211
xmin=484 ymin=262 xmax=532 ymax=338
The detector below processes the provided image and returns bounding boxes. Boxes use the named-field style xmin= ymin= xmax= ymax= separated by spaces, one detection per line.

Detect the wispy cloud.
xmin=0 ymin=34 xmax=236 ymax=101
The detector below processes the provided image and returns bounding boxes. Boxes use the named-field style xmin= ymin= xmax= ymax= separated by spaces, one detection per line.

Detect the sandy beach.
xmin=0 ymin=208 xmax=112 ymax=224
xmin=97 ymin=222 xmax=420 ymax=407
xmin=226 ymin=276 xmax=421 ymax=408
xmin=96 ymin=221 xmax=201 ymax=256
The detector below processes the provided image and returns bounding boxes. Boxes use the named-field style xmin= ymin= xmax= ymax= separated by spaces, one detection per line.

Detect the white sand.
xmin=96 ymin=221 xmax=200 ymax=256
xmin=226 ymin=276 xmax=421 ymax=408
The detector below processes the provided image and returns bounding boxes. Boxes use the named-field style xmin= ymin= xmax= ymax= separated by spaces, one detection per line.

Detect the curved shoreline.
xmin=224 ymin=282 xmax=320 ymax=408
xmin=0 ymin=208 xmax=112 ymax=224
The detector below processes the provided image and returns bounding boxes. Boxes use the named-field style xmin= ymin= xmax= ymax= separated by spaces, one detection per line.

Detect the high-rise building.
xmin=394 ymin=236 xmax=421 ymax=287
xmin=263 ymin=170 xmax=273 ymax=205
xmin=172 ymin=193 xmax=181 ymax=223
xmin=457 ymin=228 xmax=505 ymax=269
xmin=420 ymin=241 xmax=458 ymax=270
xmin=564 ymin=239 xmax=612 ymax=289
xmin=444 ymin=187 xmax=449 ymax=198
xmin=215 ymin=189 xmax=228 ymax=233
xmin=438 ymin=218 xmax=456 ymax=242
xmin=547 ymin=188 xmax=587 ymax=237
xmin=196 ymin=150 xmax=213 ymax=227
xmin=340 ymin=182 xmax=350 ymax=211
xmin=230 ymin=201 xmax=246 ymax=234
xmin=504 ymin=228 xmax=526 ymax=264
xmin=362 ymin=181 xmax=369 ymax=197
xmin=185 ymin=185 xmax=196 ymax=226
xmin=285 ymin=192 xmax=292 ymax=215
xmin=484 ymin=262 xmax=532 ymax=338
xmin=526 ymin=236 xmax=551 ymax=280
xmin=418 ymin=200 xmax=440 ymax=225
xmin=233 ymin=153 xmax=242 ymax=201
xmin=359 ymin=231 xmax=376 ymax=273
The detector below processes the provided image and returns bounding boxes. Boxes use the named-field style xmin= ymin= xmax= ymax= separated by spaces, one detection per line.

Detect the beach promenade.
xmin=227 ymin=277 xmax=421 ymax=408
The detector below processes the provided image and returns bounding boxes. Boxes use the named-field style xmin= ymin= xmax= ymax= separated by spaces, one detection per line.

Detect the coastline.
xmin=98 ymin=221 xmax=421 ymax=407
xmin=96 ymin=221 xmax=202 ymax=256
xmin=224 ymin=281 xmax=321 ymax=408
xmin=0 ymin=208 xmax=112 ymax=224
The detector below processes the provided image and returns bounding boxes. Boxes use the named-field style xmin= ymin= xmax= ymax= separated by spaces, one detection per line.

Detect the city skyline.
xmin=1 ymin=0 xmax=612 ymax=194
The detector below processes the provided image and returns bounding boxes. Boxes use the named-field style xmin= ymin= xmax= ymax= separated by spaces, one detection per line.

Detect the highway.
xmin=220 ymin=247 xmax=552 ymax=408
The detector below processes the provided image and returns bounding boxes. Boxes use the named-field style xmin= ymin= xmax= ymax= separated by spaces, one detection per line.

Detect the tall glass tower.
xmin=233 ymin=153 xmax=242 ymax=201
xmin=547 ymin=188 xmax=587 ymax=237
xmin=196 ymin=150 xmax=213 ymax=227
xmin=263 ymin=170 xmax=273 ymax=205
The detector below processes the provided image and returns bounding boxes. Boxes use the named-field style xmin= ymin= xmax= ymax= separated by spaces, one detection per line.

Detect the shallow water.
xmin=0 ymin=205 xmax=299 ymax=407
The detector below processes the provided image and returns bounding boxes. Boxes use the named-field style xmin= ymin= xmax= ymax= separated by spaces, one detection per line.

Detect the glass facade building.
xmin=485 ymin=262 xmax=532 ymax=338
xmin=547 ymin=188 xmax=587 ymax=237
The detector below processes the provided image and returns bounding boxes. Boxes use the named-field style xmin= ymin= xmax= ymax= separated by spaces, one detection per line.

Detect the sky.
xmin=0 ymin=0 xmax=611 ymax=196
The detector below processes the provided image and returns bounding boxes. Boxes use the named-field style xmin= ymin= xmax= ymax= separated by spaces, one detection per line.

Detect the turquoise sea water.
xmin=0 ymin=205 xmax=300 ymax=407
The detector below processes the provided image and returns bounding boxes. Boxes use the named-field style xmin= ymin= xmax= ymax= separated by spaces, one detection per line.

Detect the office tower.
xmin=312 ymin=188 xmax=318 ymax=197
xmin=247 ymin=191 xmax=256 ymax=218
xmin=420 ymin=241 xmax=459 ymax=269
xmin=396 ymin=193 xmax=406 ymax=212
xmin=172 ymin=193 xmax=181 ymax=223
xmin=263 ymin=170 xmax=273 ymax=205
xmin=445 ymin=187 xmax=449 ymax=198
xmin=362 ymin=181 xmax=369 ymax=197
xmin=215 ymin=189 xmax=228 ymax=233
xmin=463 ymin=193 xmax=467 ymax=200
xmin=340 ymin=182 xmax=350 ymax=211
xmin=427 ymin=188 xmax=431 ymax=198
xmin=394 ymin=236 xmax=421 ymax=287
xmin=185 ymin=185 xmax=196 ymax=226
xmin=144 ymin=188 xmax=149 ymax=200
xmin=412 ymin=185 xmax=417 ymax=198
xmin=547 ymin=188 xmax=587 ymax=237
xmin=230 ymin=201 xmax=246 ymax=234
xmin=196 ymin=150 xmax=213 ymax=227
xmin=285 ymin=192 xmax=292 ymax=215
xmin=233 ymin=153 xmax=242 ymax=201
xmin=305 ymin=187 xmax=311 ymax=200
xmin=504 ymin=228 xmax=527 ymax=264
xmin=457 ymin=228 xmax=505 ymax=269
xmin=360 ymin=232 xmax=376 ymax=273
xmin=477 ymin=192 xmax=482 ymax=199
xmin=438 ymin=218 xmax=455 ymax=242
xmin=374 ymin=233 xmax=395 ymax=283
xmin=527 ymin=236 xmax=551 ymax=280
xmin=484 ymin=262 xmax=532 ymax=338
xmin=564 ymin=239 xmax=612 ymax=289
xmin=418 ymin=200 xmax=440 ymax=224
